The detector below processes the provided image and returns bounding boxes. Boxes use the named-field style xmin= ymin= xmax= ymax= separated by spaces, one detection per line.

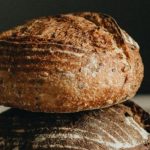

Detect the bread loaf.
xmin=0 ymin=12 xmax=143 ymax=112
xmin=0 ymin=101 xmax=149 ymax=150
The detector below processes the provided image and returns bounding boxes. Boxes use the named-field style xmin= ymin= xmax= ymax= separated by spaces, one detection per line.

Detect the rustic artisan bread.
xmin=0 ymin=12 xmax=143 ymax=112
xmin=0 ymin=101 xmax=149 ymax=150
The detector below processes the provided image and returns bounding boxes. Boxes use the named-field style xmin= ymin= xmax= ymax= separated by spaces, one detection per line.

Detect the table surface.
xmin=0 ymin=95 xmax=149 ymax=113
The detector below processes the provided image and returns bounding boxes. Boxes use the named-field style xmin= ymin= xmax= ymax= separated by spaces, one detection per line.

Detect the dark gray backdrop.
xmin=0 ymin=0 xmax=149 ymax=94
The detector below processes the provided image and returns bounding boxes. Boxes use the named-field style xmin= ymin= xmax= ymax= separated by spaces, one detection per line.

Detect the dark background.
xmin=0 ymin=0 xmax=149 ymax=94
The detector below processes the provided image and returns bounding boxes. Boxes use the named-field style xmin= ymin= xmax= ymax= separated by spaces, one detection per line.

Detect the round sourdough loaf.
xmin=0 ymin=101 xmax=149 ymax=150
xmin=0 ymin=12 xmax=143 ymax=112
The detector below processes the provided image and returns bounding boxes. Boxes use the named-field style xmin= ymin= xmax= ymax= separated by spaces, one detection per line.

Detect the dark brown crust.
xmin=0 ymin=12 xmax=144 ymax=112
xmin=0 ymin=101 xmax=149 ymax=150
xmin=124 ymin=101 xmax=150 ymax=133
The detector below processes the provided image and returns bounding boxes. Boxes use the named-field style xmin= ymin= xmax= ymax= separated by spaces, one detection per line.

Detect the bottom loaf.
xmin=0 ymin=101 xmax=149 ymax=150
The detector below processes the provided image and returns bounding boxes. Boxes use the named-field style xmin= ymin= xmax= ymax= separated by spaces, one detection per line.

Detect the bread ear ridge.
xmin=73 ymin=12 xmax=125 ymax=46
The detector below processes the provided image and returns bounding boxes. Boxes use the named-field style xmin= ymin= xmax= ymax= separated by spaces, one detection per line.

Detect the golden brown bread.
xmin=0 ymin=101 xmax=149 ymax=150
xmin=0 ymin=12 xmax=144 ymax=112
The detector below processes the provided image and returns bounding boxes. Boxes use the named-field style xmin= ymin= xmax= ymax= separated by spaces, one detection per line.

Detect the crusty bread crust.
xmin=0 ymin=101 xmax=149 ymax=150
xmin=0 ymin=12 xmax=144 ymax=112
